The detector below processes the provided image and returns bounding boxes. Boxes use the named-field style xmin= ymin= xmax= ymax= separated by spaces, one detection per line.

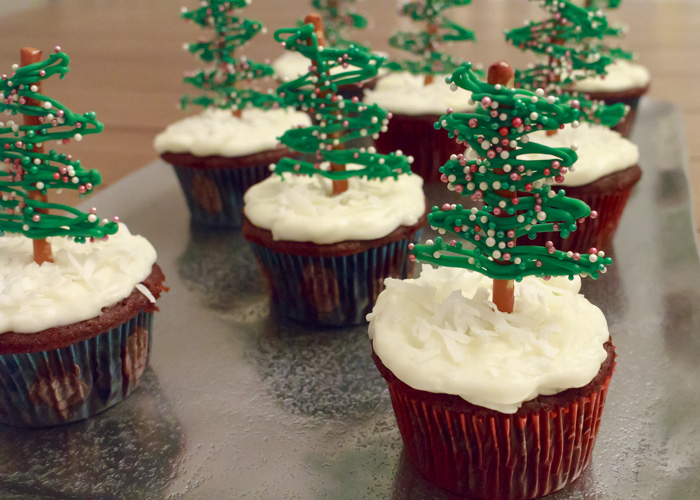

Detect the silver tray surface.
xmin=1 ymin=99 xmax=699 ymax=499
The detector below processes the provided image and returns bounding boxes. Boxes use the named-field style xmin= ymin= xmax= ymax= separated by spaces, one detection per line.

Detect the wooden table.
xmin=1 ymin=0 xmax=697 ymax=230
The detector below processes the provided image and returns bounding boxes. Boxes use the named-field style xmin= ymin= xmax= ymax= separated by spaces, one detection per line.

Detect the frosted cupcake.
xmin=369 ymin=61 xmax=616 ymax=498
xmin=527 ymin=122 xmax=642 ymax=252
xmin=365 ymin=72 xmax=477 ymax=183
xmin=0 ymin=48 xmax=166 ymax=427
xmin=157 ymin=0 xmax=311 ymax=228
xmin=0 ymin=227 xmax=166 ymax=427
xmin=244 ymin=165 xmax=426 ymax=325
xmin=156 ymin=107 xmax=310 ymax=228
xmin=369 ymin=268 xmax=615 ymax=498
xmin=369 ymin=1 xmax=479 ymax=182
xmin=243 ymin=17 xmax=427 ymax=326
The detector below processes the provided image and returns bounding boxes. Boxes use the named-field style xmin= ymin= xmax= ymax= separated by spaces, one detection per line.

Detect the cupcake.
xmin=571 ymin=59 xmax=650 ymax=137
xmin=364 ymin=72 xmax=476 ymax=183
xmin=0 ymin=226 xmax=165 ymax=427
xmin=157 ymin=0 xmax=311 ymax=229
xmin=526 ymin=122 xmax=642 ymax=252
xmin=369 ymin=61 xmax=616 ymax=498
xmin=0 ymin=48 xmax=166 ymax=427
xmin=368 ymin=1 xmax=478 ymax=183
xmin=369 ymin=268 xmax=615 ymax=499
xmin=243 ymin=165 xmax=426 ymax=325
xmin=155 ymin=107 xmax=311 ymax=228
xmin=243 ymin=18 xmax=427 ymax=326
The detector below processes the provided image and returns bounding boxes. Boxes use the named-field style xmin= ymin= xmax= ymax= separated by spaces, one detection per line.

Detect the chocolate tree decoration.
xmin=181 ymin=0 xmax=280 ymax=113
xmin=412 ymin=61 xmax=611 ymax=312
xmin=311 ymin=0 xmax=368 ymax=49
xmin=387 ymin=0 xmax=476 ymax=84
xmin=505 ymin=0 xmax=629 ymax=125
xmin=0 ymin=48 xmax=118 ymax=265
xmin=273 ymin=15 xmax=413 ymax=195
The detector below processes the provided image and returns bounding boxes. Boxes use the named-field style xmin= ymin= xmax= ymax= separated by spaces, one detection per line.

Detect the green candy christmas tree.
xmin=0 ymin=47 xmax=118 ymax=265
xmin=181 ymin=0 xmax=279 ymax=114
xmin=505 ymin=0 xmax=631 ymax=125
xmin=412 ymin=61 xmax=611 ymax=312
xmin=273 ymin=14 xmax=412 ymax=195
xmin=387 ymin=0 xmax=476 ymax=85
xmin=311 ymin=0 xmax=368 ymax=49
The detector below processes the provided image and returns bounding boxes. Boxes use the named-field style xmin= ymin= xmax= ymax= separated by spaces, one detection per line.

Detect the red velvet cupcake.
xmin=368 ymin=267 xmax=615 ymax=499
xmin=364 ymin=72 xmax=477 ymax=183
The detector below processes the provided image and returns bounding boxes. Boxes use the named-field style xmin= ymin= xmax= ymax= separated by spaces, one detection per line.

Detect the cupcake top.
xmin=243 ymin=164 xmax=425 ymax=244
xmin=364 ymin=71 xmax=477 ymax=116
xmin=572 ymin=59 xmax=650 ymax=93
xmin=368 ymin=265 xmax=610 ymax=414
xmin=527 ymin=122 xmax=639 ymax=187
xmin=0 ymin=225 xmax=157 ymax=334
xmin=154 ymin=107 xmax=312 ymax=158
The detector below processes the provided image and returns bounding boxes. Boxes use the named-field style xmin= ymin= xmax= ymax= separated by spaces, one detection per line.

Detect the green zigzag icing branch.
xmin=181 ymin=0 xmax=281 ymax=112
xmin=387 ymin=0 xmax=476 ymax=76
xmin=0 ymin=51 xmax=118 ymax=243
xmin=410 ymin=63 xmax=612 ymax=281
xmin=272 ymin=22 xmax=412 ymax=181
xmin=505 ymin=0 xmax=630 ymax=126
xmin=311 ymin=0 xmax=368 ymax=49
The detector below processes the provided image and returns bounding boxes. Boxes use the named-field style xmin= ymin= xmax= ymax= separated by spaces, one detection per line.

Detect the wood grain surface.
xmin=0 ymin=0 xmax=697 ymax=230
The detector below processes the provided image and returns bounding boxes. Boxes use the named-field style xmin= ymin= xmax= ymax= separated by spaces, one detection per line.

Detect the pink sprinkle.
xmin=590 ymin=211 xmax=598 ymax=219
xmin=442 ymin=203 xmax=451 ymax=211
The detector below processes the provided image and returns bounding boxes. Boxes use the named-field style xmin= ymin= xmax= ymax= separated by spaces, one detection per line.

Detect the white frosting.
xmin=0 ymin=225 xmax=157 ymax=334
xmin=364 ymin=71 xmax=477 ymax=115
xmin=243 ymin=165 xmax=425 ymax=244
xmin=526 ymin=122 xmax=639 ymax=187
xmin=154 ymin=107 xmax=312 ymax=157
xmin=272 ymin=50 xmax=388 ymax=82
xmin=572 ymin=59 xmax=650 ymax=93
xmin=368 ymin=266 xmax=609 ymax=414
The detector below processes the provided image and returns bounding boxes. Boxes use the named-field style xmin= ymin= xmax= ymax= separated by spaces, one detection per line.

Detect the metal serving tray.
xmin=1 ymin=99 xmax=698 ymax=499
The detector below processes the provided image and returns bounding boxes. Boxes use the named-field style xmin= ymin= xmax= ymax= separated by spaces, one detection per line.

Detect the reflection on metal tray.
xmin=1 ymin=98 xmax=699 ymax=499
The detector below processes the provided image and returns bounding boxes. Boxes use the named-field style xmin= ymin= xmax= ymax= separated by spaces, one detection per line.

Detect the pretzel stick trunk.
xmin=488 ymin=61 xmax=515 ymax=313
xmin=424 ymin=22 xmax=439 ymax=86
xmin=20 ymin=47 xmax=54 ymax=265
xmin=305 ymin=13 xmax=348 ymax=195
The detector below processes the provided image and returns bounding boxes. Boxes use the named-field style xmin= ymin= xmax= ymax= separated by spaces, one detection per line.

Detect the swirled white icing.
xmin=0 ymin=225 xmax=157 ymax=334
xmin=526 ymin=122 xmax=639 ymax=187
xmin=154 ymin=107 xmax=312 ymax=157
xmin=572 ymin=59 xmax=650 ymax=93
xmin=368 ymin=265 xmax=609 ymax=414
xmin=243 ymin=164 xmax=426 ymax=244
xmin=364 ymin=71 xmax=477 ymax=115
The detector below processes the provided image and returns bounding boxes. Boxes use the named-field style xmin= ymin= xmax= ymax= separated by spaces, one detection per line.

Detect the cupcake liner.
xmin=248 ymin=234 xmax=421 ymax=326
xmin=0 ymin=310 xmax=154 ymax=428
xmin=374 ymin=114 xmax=464 ymax=183
xmin=374 ymin=351 xmax=614 ymax=500
xmin=172 ymin=162 xmax=271 ymax=229
xmin=529 ymin=166 xmax=641 ymax=253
